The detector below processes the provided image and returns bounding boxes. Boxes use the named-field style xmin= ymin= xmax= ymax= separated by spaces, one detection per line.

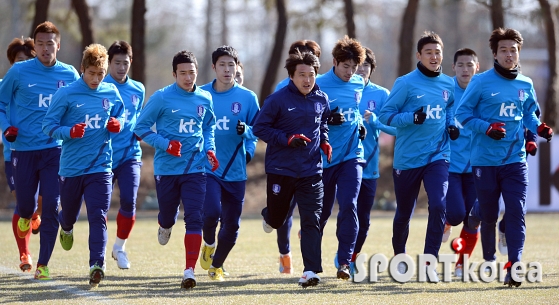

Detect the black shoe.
xmin=504 ymin=271 xmax=521 ymax=287
xmin=337 ymin=264 xmax=350 ymax=280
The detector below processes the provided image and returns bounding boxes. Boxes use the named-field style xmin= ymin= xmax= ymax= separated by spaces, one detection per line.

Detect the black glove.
xmin=236 ymin=120 xmax=246 ymax=135
xmin=246 ymin=152 xmax=252 ymax=164
xmin=448 ymin=125 xmax=460 ymax=140
xmin=288 ymin=134 xmax=311 ymax=148
xmin=359 ymin=124 xmax=367 ymax=140
xmin=537 ymin=123 xmax=553 ymax=142
xmin=486 ymin=122 xmax=506 ymax=140
xmin=413 ymin=107 xmax=426 ymax=125
xmin=328 ymin=106 xmax=346 ymax=125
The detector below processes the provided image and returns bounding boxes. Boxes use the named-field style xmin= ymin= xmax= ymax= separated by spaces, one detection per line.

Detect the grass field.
xmin=0 ymin=212 xmax=558 ymax=304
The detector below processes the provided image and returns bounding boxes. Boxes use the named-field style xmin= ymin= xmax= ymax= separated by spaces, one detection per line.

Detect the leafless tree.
xmin=30 ymin=0 xmax=50 ymax=36
xmin=344 ymin=0 xmax=356 ymax=38
xmin=131 ymin=0 xmax=146 ymax=84
xmin=397 ymin=0 xmax=419 ymax=77
xmin=538 ymin=0 xmax=558 ymax=127
xmin=71 ymin=0 xmax=95 ymax=50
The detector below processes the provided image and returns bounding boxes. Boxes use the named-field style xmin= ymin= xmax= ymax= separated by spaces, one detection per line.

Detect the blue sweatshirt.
xmin=134 ymin=83 xmax=216 ymax=175
xmin=253 ymin=80 xmax=329 ymax=178
xmin=316 ymin=67 xmax=364 ymax=167
xmin=104 ymin=74 xmax=145 ymax=168
xmin=450 ymin=77 xmax=473 ymax=173
xmin=455 ymin=68 xmax=541 ymax=166
xmin=359 ymin=81 xmax=396 ymax=179
xmin=379 ymin=68 xmax=455 ymax=170
xmin=0 ymin=58 xmax=79 ymax=151
xmin=43 ymin=78 xmax=125 ymax=177
xmin=200 ymin=80 xmax=259 ymax=181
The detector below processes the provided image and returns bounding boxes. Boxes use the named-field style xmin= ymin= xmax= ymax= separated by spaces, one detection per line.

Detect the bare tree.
xmin=344 ymin=0 xmax=356 ymax=38
xmin=201 ymin=0 xmax=215 ymax=84
xmin=30 ymin=0 xmax=50 ymax=36
xmin=538 ymin=0 xmax=558 ymax=127
xmin=131 ymin=0 xmax=146 ymax=84
xmin=71 ymin=0 xmax=94 ymax=50
xmin=490 ymin=0 xmax=504 ymax=29
xmin=221 ymin=0 xmax=228 ymax=45
xmin=259 ymin=0 xmax=287 ymax=104
xmin=397 ymin=0 xmax=419 ymax=77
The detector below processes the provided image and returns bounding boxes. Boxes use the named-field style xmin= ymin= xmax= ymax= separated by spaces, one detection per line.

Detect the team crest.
xmin=102 ymin=98 xmax=110 ymax=110
xmin=314 ymin=102 xmax=323 ymax=114
xmin=442 ymin=90 xmax=450 ymax=102
xmin=367 ymin=100 xmax=376 ymax=111
xmin=272 ymin=184 xmax=281 ymax=195
xmin=395 ymin=169 xmax=401 ymax=177
xmin=155 ymin=175 xmax=161 ymax=182
xmin=59 ymin=176 xmax=65 ymax=182
xmin=12 ymin=157 xmax=17 ymax=167
xmin=131 ymin=95 xmax=139 ymax=106
xmin=475 ymin=168 xmax=482 ymax=178
xmin=57 ymin=80 xmax=66 ymax=88
xmin=355 ymin=91 xmax=362 ymax=105
xmin=518 ymin=89 xmax=526 ymax=101
xmin=197 ymin=105 xmax=205 ymax=117
xmin=231 ymin=102 xmax=242 ymax=115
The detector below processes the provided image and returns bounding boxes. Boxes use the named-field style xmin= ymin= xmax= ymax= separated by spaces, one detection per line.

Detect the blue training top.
xmin=104 ymin=74 xmax=145 ymax=168
xmin=455 ymin=68 xmax=541 ymax=166
xmin=379 ymin=67 xmax=455 ymax=170
xmin=450 ymin=77 xmax=473 ymax=174
xmin=43 ymin=77 xmax=125 ymax=177
xmin=134 ymin=83 xmax=216 ymax=176
xmin=200 ymin=80 xmax=259 ymax=182
xmin=316 ymin=67 xmax=365 ymax=167
xmin=0 ymin=58 xmax=79 ymax=151
xmin=359 ymin=81 xmax=396 ymax=179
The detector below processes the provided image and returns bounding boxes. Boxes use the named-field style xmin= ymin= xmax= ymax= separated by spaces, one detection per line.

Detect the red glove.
xmin=107 ymin=117 xmax=121 ymax=133
xmin=537 ymin=123 xmax=553 ymax=142
xmin=287 ymin=134 xmax=311 ymax=147
xmin=3 ymin=126 xmax=18 ymax=142
xmin=486 ymin=122 xmax=506 ymax=140
xmin=207 ymin=150 xmax=219 ymax=172
xmin=320 ymin=140 xmax=332 ymax=164
xmin=166 ymin=140 xmax=182 ymax=157
xmin=525 ymin=141 xmax=537 ymax=156
xmin=70 ymin=123 xmax=86 ymax=139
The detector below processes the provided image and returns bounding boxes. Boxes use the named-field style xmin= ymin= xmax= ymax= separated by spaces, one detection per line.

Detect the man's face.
xmin=290 ymin=64 xmax=316 ymax=95
xmin=213 ymin=55 xmax=236 ymax=86
xmin=174 ymin=63 xmax=198 ymax=92
xmin=109 ymin=53 xmax=131 ymax=83
xmin=34 ymin=32 xmax=59 ymax=67
xmin=357 ymin=62 xmax=372 ymax=83
xmin=82 ymin=65 xmax=106 ymax=90
xmin=452 ymin=55 xmax=479 ymax=87
xmin=416 ymin=43 xmax=443 ymax=72
xmin=235 ymin=66 xmax=244 ymax=86
xmin=333 ymin=59 xmax=358 ymax=82
xmin=494 ymin=40 xmax=520 ymax=70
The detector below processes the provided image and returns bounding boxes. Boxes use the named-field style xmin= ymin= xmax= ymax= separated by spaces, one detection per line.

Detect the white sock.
xmin=114 ymin=237 xmax=126 ymax=250
xmin=205 ymin=241 xmax=216 ymax=247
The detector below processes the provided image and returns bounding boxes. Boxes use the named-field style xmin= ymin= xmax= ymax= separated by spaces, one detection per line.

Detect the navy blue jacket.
xmin=253 ymin=80 xmax=330 ymax=178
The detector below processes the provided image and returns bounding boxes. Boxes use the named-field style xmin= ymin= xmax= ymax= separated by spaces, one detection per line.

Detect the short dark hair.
xmin=489 ymin=28 xmax=523 ymax=55
xmin=453 ymin=48 xmax=478 ymax=64
xmin=288 ymin=40 xmax=321 ymax=58
xmin=33 ymin=21 xmax=60 ymax=42
xmin=285 ymin=51 xmax=320 ymax=77
xmin=211 ymin=45 xmax=238 ymax=66
xmin=108 ymin=40 xmax=133 ymax=62
xmin=172 ymin=50 xmax=198 ymax=73
xmin=7 ymin=37 xmax=36 ymax=64
xmin=417 ymin=31 xmax=443 ymax=53
xmin=363 ymin=47 xmax=376 ymax=74
xmin=332 ymin=35 xmax=365 ymax=65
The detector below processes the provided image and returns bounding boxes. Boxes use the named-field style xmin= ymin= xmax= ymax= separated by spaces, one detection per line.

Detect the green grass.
xmin=0 ymin=212 xmax=558 ymax=304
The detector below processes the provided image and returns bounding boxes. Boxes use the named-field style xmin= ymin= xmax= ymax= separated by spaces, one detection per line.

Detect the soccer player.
xmin=0 ymin=21 xmax=80 ymax=280
xmin=443 ymin=48 xmax=480 ymax=278
xmin=272 ymin=39 xmax=322 ymax=275
xmin=43 ymin=43 xmax=125 ymax=287
xmin=352 ymin=47 xmax=396 ymax=275
xmin=254 ymin=51 xmax=330 ymax=287
xmin=379 ymin=31 xmax=457 ymax=283
xmin=134 ymin=50 xmax=218 ymax=290
xmin=3 ymin=37 xmax=39 ymax=272
xmin=235 ymin=61 xmax=244 ymax=85
xmin=315 ymin=35 xmax=366 ymax=280
xmin=104 ymin=40 xmax=145 ymax=270
xmin=199 ymin=46 xmax=259 ymax=281
xmin=459 ymin=28 xmax=553 ymax=287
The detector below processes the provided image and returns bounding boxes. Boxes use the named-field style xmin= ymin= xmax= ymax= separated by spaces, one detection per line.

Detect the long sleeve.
xmin=203 ymin=100 xmax=217 ymax=153
xmin=253 ymin=97 xmax=288 ymax=147
xmin=43 ymin=88 xmax=72 ymax=141
xmin=378 ymin=77 xmax=413 ymax=128
xmin=455 ymin=77 xmax=489 ymax=134
xmin=134 ymin=93 xmax=169 ymax=151
xmin=0 ymin=68 xmax=18 ymax=131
